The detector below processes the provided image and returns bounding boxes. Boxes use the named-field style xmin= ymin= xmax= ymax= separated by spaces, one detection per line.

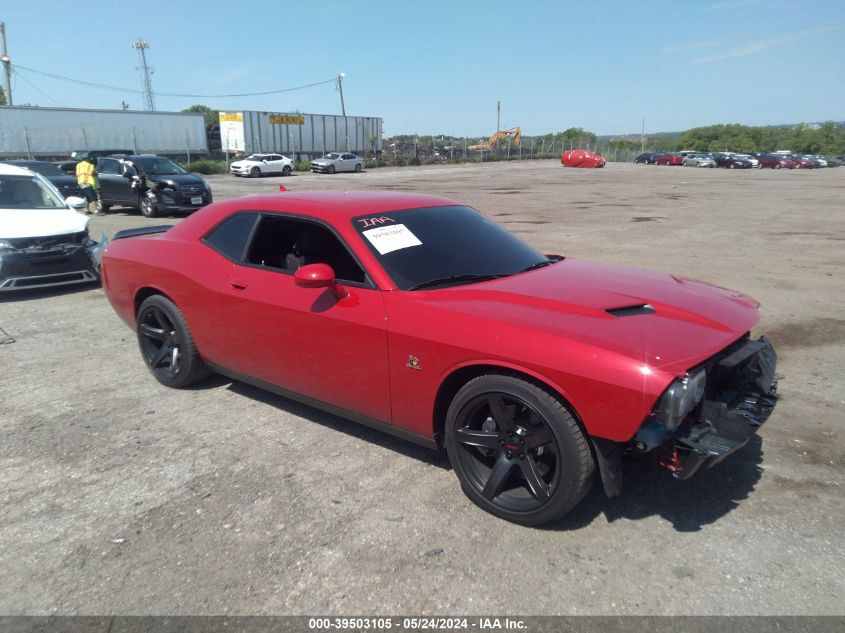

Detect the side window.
xmin=98 ymin=159 xmax=119 ymax=175
xmin=203 ymin=212 xmax=259 ymax=262
xmin=246 ymin=216 xmax=366 ymax=284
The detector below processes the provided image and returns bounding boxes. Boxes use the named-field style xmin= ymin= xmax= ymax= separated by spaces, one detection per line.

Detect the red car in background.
xmin=101 ymin=191 xmax=778 ymax=525
xmin=757 ymin=154 xmax=796 ymax=169
xmin=790 ymin=156 xmax=816 ymax=169
xmin=560 ymin=150 xmax=606 ymax=168
xmin=654 ymin=153 xmax=684 ymax=166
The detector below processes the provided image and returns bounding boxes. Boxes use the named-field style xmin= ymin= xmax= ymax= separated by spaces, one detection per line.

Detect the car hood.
xmin=310 ymin=158 xmax=333 ymax=164
xmin=147 ymin=174 xmax=206 ymax=187
xmin=424 ymin=258 xmax=759 ymax=374
xmin=230 ymin=160 xmax=259 ymax=168
xmin=1 ymin=208 xmax=88 ymax=239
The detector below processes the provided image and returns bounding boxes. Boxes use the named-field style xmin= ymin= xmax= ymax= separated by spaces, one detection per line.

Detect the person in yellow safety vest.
xmin=75 ymin=156 xmax=99 ymax=214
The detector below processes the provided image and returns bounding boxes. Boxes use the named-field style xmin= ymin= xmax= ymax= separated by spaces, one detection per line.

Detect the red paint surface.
xmin=103 ymin=191 xmax=760 ymax=443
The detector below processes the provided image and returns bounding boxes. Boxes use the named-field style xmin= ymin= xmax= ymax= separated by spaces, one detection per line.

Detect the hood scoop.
xmin=606 ymin=303 xmax=655 ymax=317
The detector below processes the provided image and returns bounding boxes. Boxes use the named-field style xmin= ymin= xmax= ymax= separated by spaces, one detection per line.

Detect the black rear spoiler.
xmin=112 ymin=225 xmax=172 ymax=241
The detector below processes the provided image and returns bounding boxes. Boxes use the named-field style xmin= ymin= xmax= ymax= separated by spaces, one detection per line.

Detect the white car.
xmin=0 ymin=163 xmax=105 ymax=292
xmin=310 ymin=152 xmax=364 ymax=174
xmin=230 ymin=153 xmax=294 ymax=177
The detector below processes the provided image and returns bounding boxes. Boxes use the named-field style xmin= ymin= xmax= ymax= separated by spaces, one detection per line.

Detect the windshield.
xmin=325 ymin=153 xmax=341 ymax=160
xmin=0 ymin=174 xmax=67 ymax=209
xmin=246 ymin=154 xmax=267 ymax=161
xmin=132 ymin=157 xmax=188 ymax=175
xmin=353 ymin=205 xmax=549 ymax=290
xmin=15 ymin=162 xmax=64 ymax=176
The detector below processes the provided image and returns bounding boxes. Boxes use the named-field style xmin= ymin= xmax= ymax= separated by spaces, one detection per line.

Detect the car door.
xmin=95 ymin=158 xmax=123 ymax=203
xmin=342 ymin=154 xmax=356 ymax=172
xmin=266 ymin=154 xmax=284 ymax=174
xmin=202 ymin=213 xmax=391 ymax=423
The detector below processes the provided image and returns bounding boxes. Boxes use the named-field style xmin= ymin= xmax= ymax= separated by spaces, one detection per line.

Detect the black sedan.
xmin=713 ymin=154 xmax=753 ymax=169
xmin=634 ymin=152 xmax=660 ymax=164
xmin=2 ymin=160 xmax=83 ymax=199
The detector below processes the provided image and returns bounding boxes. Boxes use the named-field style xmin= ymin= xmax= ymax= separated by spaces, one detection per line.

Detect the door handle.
xmin=229 ymin=278 xmax=249 ymax=289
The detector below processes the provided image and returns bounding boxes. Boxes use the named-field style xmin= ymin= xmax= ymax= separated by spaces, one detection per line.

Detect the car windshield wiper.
xmin=408 ymin=273 xmax=510 ymax=291
xmin=516 ymin=258 xmax=559 ymax=274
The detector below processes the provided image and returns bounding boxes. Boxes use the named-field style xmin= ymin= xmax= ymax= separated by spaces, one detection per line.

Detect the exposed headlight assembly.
xmin=654 ymin=368 xmax=707 ymax=431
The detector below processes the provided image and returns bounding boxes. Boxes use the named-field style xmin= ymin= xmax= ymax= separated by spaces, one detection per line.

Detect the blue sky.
xmin=3 ymin=1 xmax=843 ymax=136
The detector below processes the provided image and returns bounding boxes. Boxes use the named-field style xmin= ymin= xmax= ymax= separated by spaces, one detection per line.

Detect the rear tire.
xmin=445 ymin=374 xmax=594 ymax=526
xmin=282 ymin=165 xmax=292 ymax=176
xmin=136 ymin=295 xmax=211 ymax=388
xmin=95 ymin=197 xmax=110 ymax=214
xmin=354 ymin=163 xmax=362 ymax=173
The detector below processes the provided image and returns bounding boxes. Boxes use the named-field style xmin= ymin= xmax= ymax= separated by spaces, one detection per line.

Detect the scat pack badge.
xmin=406 ymin=355 xmax=422 ymax=371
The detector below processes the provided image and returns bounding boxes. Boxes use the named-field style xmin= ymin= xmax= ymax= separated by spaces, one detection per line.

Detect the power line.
xmin=10 ymin=63 xmax=338 ymax=99
xmin=10 ymin=69 xmax=65 ymax=107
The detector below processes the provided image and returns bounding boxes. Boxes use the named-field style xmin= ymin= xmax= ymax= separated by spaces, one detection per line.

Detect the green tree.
xmin=181 ymin=104 xmax=219 ymax=128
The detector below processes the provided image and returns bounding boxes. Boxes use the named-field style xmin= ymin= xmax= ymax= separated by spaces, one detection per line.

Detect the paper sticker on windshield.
xmin=363 ymin=224 xmax=422 ymax=255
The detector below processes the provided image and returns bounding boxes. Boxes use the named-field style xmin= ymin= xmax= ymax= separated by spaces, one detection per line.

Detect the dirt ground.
xmin=1 ymin=161 xmax=843 ymax=615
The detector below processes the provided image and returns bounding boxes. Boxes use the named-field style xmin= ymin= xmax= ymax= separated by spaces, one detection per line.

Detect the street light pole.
xmin=337 ymin=72 xmax=346 ymax=116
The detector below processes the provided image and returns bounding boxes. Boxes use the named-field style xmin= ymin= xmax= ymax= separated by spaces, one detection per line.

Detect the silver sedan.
xmin=683 ymin=154 xmax=716 ymax=168
xmin=310 ymin=152 xmax=364 ymax=174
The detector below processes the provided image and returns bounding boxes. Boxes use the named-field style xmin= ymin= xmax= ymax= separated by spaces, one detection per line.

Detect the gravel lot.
xmin=1 ymin=161 xmax=843 ymax=615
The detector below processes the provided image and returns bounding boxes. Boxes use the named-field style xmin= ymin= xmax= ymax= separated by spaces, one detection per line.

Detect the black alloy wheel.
xmin=354 ymin=163 xmax=362 ymax=173
xmin=136 ymin=295 xmax=211 ymax=388
xmin=445 ymin=374 xmax=594 ymax=526
xmin=328 ymin=165 xmax=336 ymax=174
xmin=250 ymin=166 xmax=261 ymax=177
xmin=282 ymin=165 xmax=292 ymax=176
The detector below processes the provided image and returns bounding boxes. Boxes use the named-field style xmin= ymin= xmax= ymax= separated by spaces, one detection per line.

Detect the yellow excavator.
xmin=468 ymin=127 xmax=522 ymax=151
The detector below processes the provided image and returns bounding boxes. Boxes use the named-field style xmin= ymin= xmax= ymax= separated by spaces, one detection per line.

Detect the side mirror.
xmin=66 ymin=196 xmax=86 ymax=209
xmin=294 ymin=263 xmax=348 ymax=299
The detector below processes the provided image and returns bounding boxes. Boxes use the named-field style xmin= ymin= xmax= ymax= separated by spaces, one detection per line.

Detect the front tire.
xmin=328 ymin=165 xmax=336 ymax=174
xmin=445 ymin=374 xmax=594 ymax=526
xmin=140 ymin=194 xmax=159 ymax=218
xmin=136 ymin=295 xmax=211 ymax=388
xmin=250 ymin=166 xmax=261 ymax=177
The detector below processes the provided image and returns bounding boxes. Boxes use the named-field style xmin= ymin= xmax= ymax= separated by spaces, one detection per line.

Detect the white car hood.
xmin=231 ymin=160 xmax=259 ymax=167
xmin=1 ymin=208 xmax=88 ymax=239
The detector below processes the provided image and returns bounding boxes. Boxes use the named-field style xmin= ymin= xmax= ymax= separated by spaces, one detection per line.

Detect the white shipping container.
xmin=220 ymin=111 xmax=382 ymax=157
xmin=0 ymin=106 xmax=208 ymax=157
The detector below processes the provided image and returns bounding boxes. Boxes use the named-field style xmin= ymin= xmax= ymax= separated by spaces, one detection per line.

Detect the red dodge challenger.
xmin=101 ymin=191 xmax=777 ymax=525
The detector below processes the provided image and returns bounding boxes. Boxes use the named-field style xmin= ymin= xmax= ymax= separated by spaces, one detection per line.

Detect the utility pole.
xmin=641 ymin=117 xmax=645 ymax=152
xmin=1 ymin=22 xmax=12 ymax=106
xmin=496 ymin=100 xmax=500 ymax=153
xmin=337 ymin=72 xmax=346 ymax=116
xmin=132 ymin=39 xmax=155 ymax=111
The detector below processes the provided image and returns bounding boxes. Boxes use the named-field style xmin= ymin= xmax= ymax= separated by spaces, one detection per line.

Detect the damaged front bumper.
xmin=0 ymin=231 xmax=108 ymax=292
xmin=663 ymin=336 xmax=778 ymax=479
xmin=594 ymin=336 xmax=778 ymax=496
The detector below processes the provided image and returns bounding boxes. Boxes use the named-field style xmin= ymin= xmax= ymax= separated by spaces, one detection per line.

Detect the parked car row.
xmin=636 ymin=150 xmax=843 ymax=169
xmin=3 ymin=155 xmax=214 ymax=218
